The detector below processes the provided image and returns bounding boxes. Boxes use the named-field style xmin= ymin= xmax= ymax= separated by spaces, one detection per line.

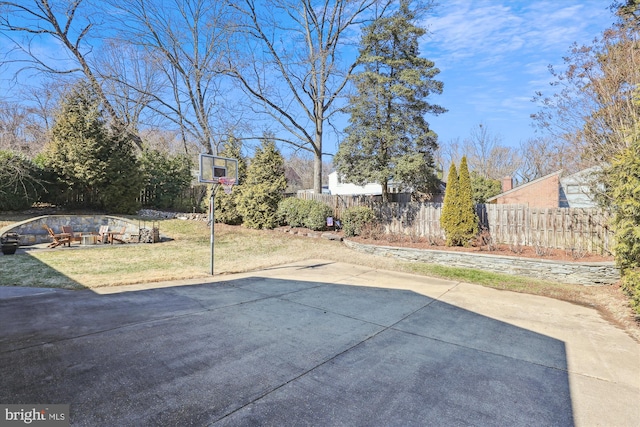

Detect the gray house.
xmin=559 ymin=167 xmax=600 ymax=208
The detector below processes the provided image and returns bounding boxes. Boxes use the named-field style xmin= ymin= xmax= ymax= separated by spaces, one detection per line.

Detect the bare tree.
xmin=0 ymin=88 xmax=55 ymax=155
xmin=226 ymin=0 xmax=396 ymax=194
xmin=462 ymin=123 xmax=520 ymax=180
xmin=532 ymin=22 xmax=640 ymax=170
xmin=284 ymin=152 xmax=332 ymax=192
xmin=0 ymin=0 xmax=143 ymax=147
xmin=95 ymin=40 xmax=161 ymax=136
xmin=435 ymin=137 xmax=462 ymax=179
xmin=517 ymin=136 xmax=582 ymax=183
xmin=0 ymin=101 xmax=28 ymax=152
xmin=103 ymin=0 xmax=237 ymax=154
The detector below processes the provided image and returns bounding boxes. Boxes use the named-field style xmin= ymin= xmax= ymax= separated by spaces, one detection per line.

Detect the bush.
xmin=277 ymin=198 xmax=333 ymax=231
xmin=342 ymin=206 xmax=376 ymax=237
xmin=277 ymin=197 xmax=306 ymax=227
xmin=621 ymin=269 xmax=640 ymax=313
xmin=304 ymin=201 xmax=333 ymax=231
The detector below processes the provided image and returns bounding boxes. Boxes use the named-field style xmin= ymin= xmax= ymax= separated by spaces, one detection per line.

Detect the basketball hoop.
xmin=218 ymin=177 xmax=236 ymax=194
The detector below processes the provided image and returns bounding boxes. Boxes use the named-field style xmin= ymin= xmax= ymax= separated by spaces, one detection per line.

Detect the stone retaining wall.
xmin=0 ymin=215 xmax=141 ymax=246
xmin=343 ymin=239 xmax=620 ymax=286
xmin=138 ymin=209 xmax=208 ymax=221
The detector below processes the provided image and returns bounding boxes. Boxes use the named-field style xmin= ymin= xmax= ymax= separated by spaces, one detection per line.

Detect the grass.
xmin=0 ymin=219 xmax=409 ymax=289
xmin=1 ymin=215 xmax=638 ymax=341
xmin=2 ymin=217 xmax=568 ymax=292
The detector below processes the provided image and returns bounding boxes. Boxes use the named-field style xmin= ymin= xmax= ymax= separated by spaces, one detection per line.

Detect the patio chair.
xmin=62 ymin=226 xmax=81 ymax=243
xmin=43 ymin=225 xmax=71 ymax=248
xmin=110 ymin=227 xmax=127 ymax=244
xmin=97 ymin=225 xmax=109 ymax=244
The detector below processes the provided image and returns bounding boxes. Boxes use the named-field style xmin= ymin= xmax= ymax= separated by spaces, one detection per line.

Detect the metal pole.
xmin=210 ymin=187 xmax=215 ymax=275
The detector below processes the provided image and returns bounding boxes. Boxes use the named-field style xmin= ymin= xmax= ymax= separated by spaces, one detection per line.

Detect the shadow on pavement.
xmin=0 ymin=276 xmax=573 ymax=426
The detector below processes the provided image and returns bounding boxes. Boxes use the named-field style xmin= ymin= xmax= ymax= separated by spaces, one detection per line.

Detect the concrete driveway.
xmin=1 ymin=260 xmax=638 ymax=426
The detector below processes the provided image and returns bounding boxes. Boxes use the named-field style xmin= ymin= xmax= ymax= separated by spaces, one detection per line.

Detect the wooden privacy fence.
xmin=296 ymin=192 xmax=614 ymax=254
xmin=377 ymin=203 xmax=614 ymax=254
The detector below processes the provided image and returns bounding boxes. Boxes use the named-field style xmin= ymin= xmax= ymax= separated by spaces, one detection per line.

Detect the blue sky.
xmin=421 ymin=0 xmax=615 ymax=149
xmin=0 ymin=0 xmax=616 ymax=157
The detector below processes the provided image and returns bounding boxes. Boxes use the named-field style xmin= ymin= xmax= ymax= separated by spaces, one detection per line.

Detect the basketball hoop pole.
xmin=210 ymin=186 xmax=216 ymax=275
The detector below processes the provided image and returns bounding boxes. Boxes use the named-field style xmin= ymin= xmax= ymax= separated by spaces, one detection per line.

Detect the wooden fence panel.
xmin=294 ymin=193 xmax=614 ymax=254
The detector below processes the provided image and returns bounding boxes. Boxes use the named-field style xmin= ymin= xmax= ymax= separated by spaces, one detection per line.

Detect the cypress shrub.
xmin=441 ymin=157 xmax=479 ymax=246
xmin=457 ymin=156 xmax=479 ymax=246
xmin=440 ymin=162 xmax=459 ymax=246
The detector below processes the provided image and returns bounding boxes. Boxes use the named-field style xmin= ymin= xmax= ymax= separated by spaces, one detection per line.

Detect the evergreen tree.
xmin=139 ymin=147 xmax=193 ymax=210
xmin=457 ymin=156 xmax=479 ymax=245
xmin=440 ymin=162 xmax=459 ymax=246
xmin=610 ymin=119 xmax=640 ymax=312
xmin=236 ymin=137 xmax=287 ymax=229
xmin=214 ymin=137 xmax=248 ymax=225
xmin=470 ymin=172 xmax=502 ymax=204
xmin=441 ymin=157 xmax=479 ymax=246
xmin=334 ymin=0 xmax=445 ymax=202
xmin=46 ymin=80 xmax=143 ymax=213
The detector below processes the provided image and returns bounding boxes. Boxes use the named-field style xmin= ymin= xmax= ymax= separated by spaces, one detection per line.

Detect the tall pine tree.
xmin=334 ymin=0 xmax=445 ymax=202
xmin=46 ymin=80 xmax=143 ymax=213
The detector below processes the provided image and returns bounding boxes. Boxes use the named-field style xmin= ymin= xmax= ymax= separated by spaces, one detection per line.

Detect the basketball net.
xmin=218 ymin=177 xmax=236 ymax=194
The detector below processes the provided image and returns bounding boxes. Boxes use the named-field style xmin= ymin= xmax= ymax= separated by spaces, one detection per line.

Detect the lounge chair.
xmin=43 ymin=225 xmax=71 ymax=248
xmin=97 ymin=225 xmax=109 ymax=244
xmin=110 ymin=227 xmax=127 ymax=244
xmin=62 ymin=226 xmax=82 ymax=243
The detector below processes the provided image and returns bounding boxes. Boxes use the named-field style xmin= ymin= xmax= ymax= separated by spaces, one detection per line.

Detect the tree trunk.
xmin=382 ymin=180 xmax=389 ymax=203
xmin=313 ymin=112 xmax=324 ymax=194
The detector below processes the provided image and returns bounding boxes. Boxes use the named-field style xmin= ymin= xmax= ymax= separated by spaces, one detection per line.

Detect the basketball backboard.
xmin=198 ymin=154 xmax=239 ymax=184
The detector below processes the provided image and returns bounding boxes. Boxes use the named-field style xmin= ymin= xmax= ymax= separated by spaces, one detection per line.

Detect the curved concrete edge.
xmin=0 ymin=215 xmax=142 ymax=246
xmin=343 ymin=239 xmax=620 ymax=286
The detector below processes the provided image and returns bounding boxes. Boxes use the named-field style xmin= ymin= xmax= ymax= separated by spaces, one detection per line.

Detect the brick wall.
xmin=495 ymin=174 xmax=560 ymax=208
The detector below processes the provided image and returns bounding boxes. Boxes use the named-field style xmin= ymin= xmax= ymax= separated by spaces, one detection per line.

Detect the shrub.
xmin=213 ymin=137 xmax=247 ymax=224
xmin=342 ymin=206 xmax=376 ymax=237
xmin=303 ymin=201 xmax=333 ymax=231
xmin=441 ymin=157 xmax=478 ymax=246
xmin=621 ymin=269 xmax=640 ymax=313
xmin=277 ymin=197 xmax=306 ymax=227
xmin=610 ymin=137 xmax=640 ymax=314
xmin=277 ymin=198 xmax=333 ymax=231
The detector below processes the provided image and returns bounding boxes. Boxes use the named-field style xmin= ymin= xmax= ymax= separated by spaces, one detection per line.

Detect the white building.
xmin=327 ymin=171 xmax=404 ymax=196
